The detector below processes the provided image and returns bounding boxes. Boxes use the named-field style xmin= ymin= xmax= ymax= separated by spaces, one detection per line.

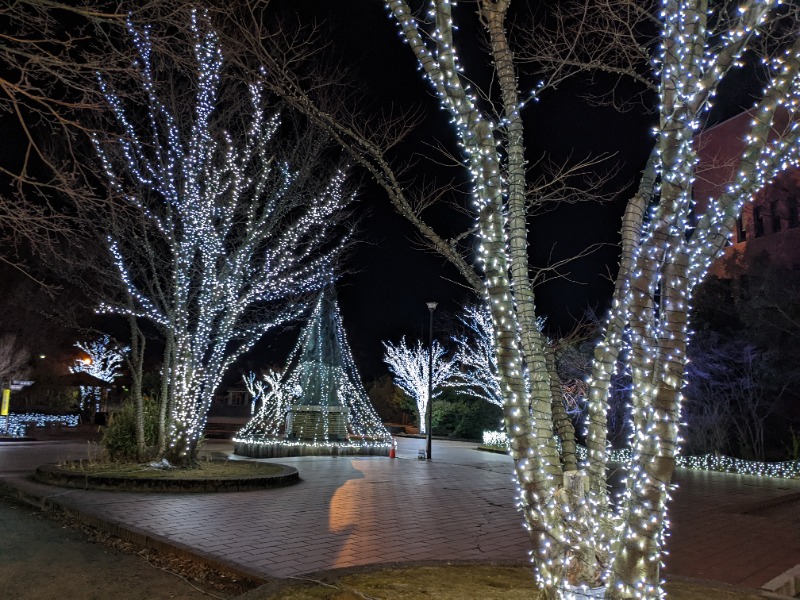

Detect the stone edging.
xmin=33 ymin=460 xmax=299 ymax=493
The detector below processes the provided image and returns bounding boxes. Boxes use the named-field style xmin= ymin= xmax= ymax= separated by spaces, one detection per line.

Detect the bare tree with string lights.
xmin=383 ymin=337 xmax=457 ymax=434
xmin=243 ymin=369 xmax=284 ymax=417
xmin=450 ymin=304 xmax=504 ymax=408
xmin=225 ymin=0 xmax=800 ymax=596
xmin=93 ymin=11 xmax=352 ymax=465
xmin=70 ymin=334 xmax=127 ymax=412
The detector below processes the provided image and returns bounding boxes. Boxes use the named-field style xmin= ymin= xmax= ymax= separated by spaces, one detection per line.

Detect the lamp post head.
xmin=426 ymin=301 xmax=438 ymax=311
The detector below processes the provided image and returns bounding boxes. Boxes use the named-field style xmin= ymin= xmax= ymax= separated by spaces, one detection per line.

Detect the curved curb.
xmin=0 ymin=477 xmax=269 ymax=586
xmin=476 ymin=444 xmax=508 ymax=455
xmin=33 ymin=460 xmax=299 ymax=493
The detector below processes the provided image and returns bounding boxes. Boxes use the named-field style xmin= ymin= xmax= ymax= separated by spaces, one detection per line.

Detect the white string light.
xmin=484 ymin=431 xmax=800 ymax=480
xmin=0 ymin=413 xmax=81 ymax=438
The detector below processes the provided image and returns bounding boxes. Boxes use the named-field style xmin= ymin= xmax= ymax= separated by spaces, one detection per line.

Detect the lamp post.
xmin=426 ymin=301 xmax=437 ymax=460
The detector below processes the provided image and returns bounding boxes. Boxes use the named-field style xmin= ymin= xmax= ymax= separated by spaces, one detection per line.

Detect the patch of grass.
xmin=59 ymin=459 xmax=283 ymax=480
xmin=664 ymin=579 xmax=764 ymax=600
xmin=266 ymin=566 xmax=536 ymax=600
xmin=246 ymin=565 xmax=766 ymax=600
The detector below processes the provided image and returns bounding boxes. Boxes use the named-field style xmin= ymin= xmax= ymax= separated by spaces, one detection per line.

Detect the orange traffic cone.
xmin=389 ymin=444 xmax=396 ymax=458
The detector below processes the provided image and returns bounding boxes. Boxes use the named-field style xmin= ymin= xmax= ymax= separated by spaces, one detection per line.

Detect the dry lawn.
xmin=59 ymin=459 xmax=283 ymax=479
xmin=244 ymin=565 xmax=768 ymax=600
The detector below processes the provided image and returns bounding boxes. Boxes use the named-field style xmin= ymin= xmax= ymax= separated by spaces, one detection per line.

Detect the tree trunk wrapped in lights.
xmin=235 ymin=285 xmax=392 ymax=458
xmin=94 ymin=11 xmax=352 ymax=466
xmin=380 ymin=1 xmax=800 ymax=598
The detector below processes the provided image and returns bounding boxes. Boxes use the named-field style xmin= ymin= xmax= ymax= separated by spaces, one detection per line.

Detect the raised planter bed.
xmin=34 ymin=460 xmax=299 ymax=493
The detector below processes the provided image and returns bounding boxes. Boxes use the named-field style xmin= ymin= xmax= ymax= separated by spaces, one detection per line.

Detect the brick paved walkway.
xmin=1 ymin=438 xmax=798 ymax=591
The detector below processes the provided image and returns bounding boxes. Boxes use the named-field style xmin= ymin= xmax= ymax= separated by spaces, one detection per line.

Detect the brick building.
xmin=695 ymin=110 xmax=800 ymax=278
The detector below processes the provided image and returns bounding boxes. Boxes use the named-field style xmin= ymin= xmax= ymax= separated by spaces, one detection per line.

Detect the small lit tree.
xmin=451 ymin=305 xmax=503 ymax=407
xmin=243 ymin=369 xmax=284 ymax=416
xmin=71 ymin=335 xmax=127 ymax=411
xmin=383 ymin=337 xmax=457 ymax=434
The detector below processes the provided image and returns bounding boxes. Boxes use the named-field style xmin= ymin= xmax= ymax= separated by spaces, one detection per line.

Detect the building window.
xmin=789 ymin=198 xmax=799 ymax=229
xmin=753 ymin=206 xmax=764 ymax=238
xmin=771 ymin=201 xmax=781 ymax=233
xmin=736 ymin=215 xmax=746 ymax=242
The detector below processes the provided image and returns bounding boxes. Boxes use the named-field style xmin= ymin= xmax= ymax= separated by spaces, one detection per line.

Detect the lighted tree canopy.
xmin=70 ymin=335 xmax=127 ymax=411
xmin=383 ymin=336 xmax=457 ymax=434
xmin=94 ymin=12 xmax=353 ymax=465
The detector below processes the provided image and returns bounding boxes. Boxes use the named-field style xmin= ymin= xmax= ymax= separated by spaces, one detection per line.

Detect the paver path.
xmin=1 ymin=438 xmax=798 ymax=590
xmin=667 ymin=468 xmax=800 ymax=588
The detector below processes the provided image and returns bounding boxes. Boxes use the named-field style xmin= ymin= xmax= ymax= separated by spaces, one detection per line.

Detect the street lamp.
xmin=426 ymin=301 xmax=437 ymax=460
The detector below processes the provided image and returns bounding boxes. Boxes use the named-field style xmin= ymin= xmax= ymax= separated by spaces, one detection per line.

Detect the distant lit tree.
xmin=450 ymin=305 xmax=503 ymax=407
xmin=383 ymin=337 xmax=457 ymax=434
xmin=452 ymin=305 xmax=605 ymax=427
xmin=71 ymin=335 xmax=127 ymax=411
xmin=243 ymin=369 xmax=284 ymax=416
